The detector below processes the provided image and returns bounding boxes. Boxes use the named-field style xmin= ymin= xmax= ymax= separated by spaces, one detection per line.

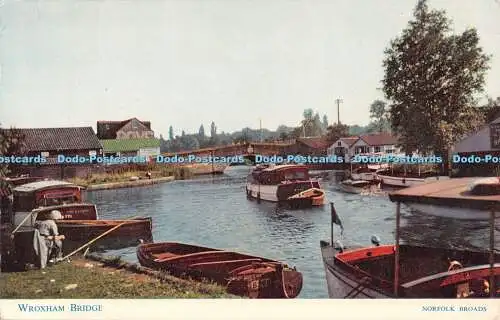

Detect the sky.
xmin=1 ymin=0 xmax=499 ymax=137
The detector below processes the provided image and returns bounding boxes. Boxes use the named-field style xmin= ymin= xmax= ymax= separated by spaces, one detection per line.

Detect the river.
xmin=85 ymin=166 xmax=500 ymax=298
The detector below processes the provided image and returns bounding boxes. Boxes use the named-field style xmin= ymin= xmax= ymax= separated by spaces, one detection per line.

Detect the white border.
xmin=0 ymin=299 xmax=499 ymax=320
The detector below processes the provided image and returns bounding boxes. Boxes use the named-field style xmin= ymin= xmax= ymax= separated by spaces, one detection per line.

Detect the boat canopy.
xmin=13 ymin=180 xmax=81 ymax=193
xmin=388 ymin=177 xmax=500 ymax=211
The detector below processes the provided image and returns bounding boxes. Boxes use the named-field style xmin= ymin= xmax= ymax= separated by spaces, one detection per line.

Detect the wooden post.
xmin=394 ymin=202 xmax=401 ymax=297
xmin=330 ymin=203 xmax=334 ymax=246
xmin=490 ymin=208 xmax=495 ymax=298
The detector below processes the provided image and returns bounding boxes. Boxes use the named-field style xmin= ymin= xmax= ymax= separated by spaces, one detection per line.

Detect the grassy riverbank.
xmin=68 ymin=166 xmax=193 ymax=188
xmin=0 ymin=256 xmax=234 ymax=299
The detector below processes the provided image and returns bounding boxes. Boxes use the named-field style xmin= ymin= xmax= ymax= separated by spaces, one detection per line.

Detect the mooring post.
xmin=490 ymin=208 xmax=495 ymax=298
xmin=394 ymin=202 xmax=401 ymax=297
xmin=330 ymin=202 xmax=334 ymax=246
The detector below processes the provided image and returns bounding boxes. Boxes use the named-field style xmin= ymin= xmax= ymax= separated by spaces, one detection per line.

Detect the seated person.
xmin=34 ymin=210 xmax=65 ymax=264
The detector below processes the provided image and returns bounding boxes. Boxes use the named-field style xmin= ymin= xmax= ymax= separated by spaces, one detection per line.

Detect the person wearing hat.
xmin=34 ymin=210 xmax=66 ymax=264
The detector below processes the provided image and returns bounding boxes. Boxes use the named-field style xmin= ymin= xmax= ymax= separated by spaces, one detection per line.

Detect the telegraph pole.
xmin=259 ymin=118 xmax=263 ymax=142
xmin=335 ymin=98 xmax=343 ymax=125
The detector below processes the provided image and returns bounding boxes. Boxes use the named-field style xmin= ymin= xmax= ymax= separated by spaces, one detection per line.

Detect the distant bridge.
xmin=162 ymin=142 xmax=296 ymax=159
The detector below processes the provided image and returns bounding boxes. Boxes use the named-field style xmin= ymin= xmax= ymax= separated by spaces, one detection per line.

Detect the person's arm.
xmin=48 ymin=221 xmax=65 ymax=240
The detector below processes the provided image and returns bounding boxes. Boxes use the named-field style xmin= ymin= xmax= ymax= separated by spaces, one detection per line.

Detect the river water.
xmin=85 ymin=166 xmax=500 ymax=298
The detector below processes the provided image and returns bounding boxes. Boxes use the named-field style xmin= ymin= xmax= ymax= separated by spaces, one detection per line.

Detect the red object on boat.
xmin=137 ymin=242 xmax=303 ymax=298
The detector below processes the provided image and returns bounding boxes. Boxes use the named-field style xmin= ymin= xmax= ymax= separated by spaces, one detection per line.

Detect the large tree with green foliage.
xmin=382 ymin=0 xmax=490 ymax=156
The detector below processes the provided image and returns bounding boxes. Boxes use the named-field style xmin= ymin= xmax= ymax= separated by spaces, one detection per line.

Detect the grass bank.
xmin=68 ymin=166 xmax=193 ymax=188
xmin=0 ymin=255 xmax=234 ymax=299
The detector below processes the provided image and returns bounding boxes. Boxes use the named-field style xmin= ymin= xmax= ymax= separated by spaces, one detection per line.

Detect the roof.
xmin=388 ymin=177 xmax=500 ymax=211
xmin=1 ymin=127 xmax=102 ymax=152
xmin=96 ymin=118 xmax=152 ymax=139
xmin=13 ymin=180 xmax=77 ymax=193
xmin=296 ymin=137 xmax=329 ymax=149
xmin=339 ymin=136 xmax=360 ymax=146
xmin=100 ymin=138 xmax=160 ymax=153
xmin=358 ymin=132 xmax=398 ymax=146
xmin=453 ymin=116 xmax=500 ymax=153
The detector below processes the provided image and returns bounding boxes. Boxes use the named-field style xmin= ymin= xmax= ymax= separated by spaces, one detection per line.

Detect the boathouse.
xmin=0 ymin=127 xmax=104 ymax=179
xmin=452 ymin=117 xmax=500 ymax=176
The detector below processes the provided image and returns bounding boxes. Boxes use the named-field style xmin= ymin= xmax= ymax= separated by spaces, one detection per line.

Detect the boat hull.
xmin=378 ymin=175 xmax=450 ymax=188
xmin=320 ymin=241 xmax=500 ymax=298
xmin=137 ymin=242 xmax=303 ymax=298
xmin=56 ymin=217 xmax=153 ymax=251
xmin=320 ymin=241 xmax=389 ymax=298
xmin=351 ymin=172 xmax=378 ymax=182
xmin=407 ymin=203 xmax=500 ymax=220
xmin=14 ymin=203 xmax=99 ymax=229
xmin=245 ymin=182 xmax=325 ymax=206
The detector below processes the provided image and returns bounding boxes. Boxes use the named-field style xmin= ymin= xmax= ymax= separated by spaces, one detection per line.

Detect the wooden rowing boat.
xmin=136 ymin=242 xmax=303 ymax=298
xmin=56 ymin=218 xmax=153 ymax=251
xmin=287 ymin=187 xmax=325 ymax=206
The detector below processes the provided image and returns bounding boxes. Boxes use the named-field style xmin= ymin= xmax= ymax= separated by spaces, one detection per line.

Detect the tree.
xmin=369 ymin=100 xmax=390 ymax=133
xmin=181 ymin=130 xmax=185 ymax=137
xmin=481 ymin=96 xmax=500 ymax=123
xmin=168 ymin=126 xmax=174 ymax=141
xmin=325 ymin=124 xmax=350 ymax=143
xmin=0 ymin=126 xmax=26 ymax=179
xmin=382 ymin=0 xmax=489 ymax=156
xmin=198 ymin=124 xmax=205 ymax=139
xmin=300 ymin=109 xmax=323 ymax=137
xmin=210 ymin=121 xmax=217 ymax=137
xmin=322 ymin=115 xmax=328 ymax=130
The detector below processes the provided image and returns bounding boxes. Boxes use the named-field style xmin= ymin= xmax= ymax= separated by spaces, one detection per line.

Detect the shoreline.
xmin=0 ymin=253 xmax=235 ymax=298
xmin=84 ymin=176 xmax=175 ymax=191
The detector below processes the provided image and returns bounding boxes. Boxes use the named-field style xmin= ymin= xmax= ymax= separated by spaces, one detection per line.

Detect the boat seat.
xmin=189 ymin=258 xmax=262 ymax=268
xmin=153 ymin=250 xmax=224 ymax=263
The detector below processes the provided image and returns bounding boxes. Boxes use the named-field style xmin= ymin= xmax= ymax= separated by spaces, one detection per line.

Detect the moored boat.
xmin=393 ymin=177 xmax=500 ymax=220
xmin=245 ymin=164 xmax=326 ymax=207
xmin=377 ymin=170 xmax=449 ymax=188
xmin=338 ymin=179 xmax=379 ymax=195
xmin=137 ymin=242 xmax=303 ymax=298
xmin=10 ymin=180 xmax=96 ymax=228
xmin=320 ymin=179 xmax=500 ymax=298
xmin=56 ymin=217 xmax=153 ymax=251
xmin=287 ymin=188 xmax=325 ymax=207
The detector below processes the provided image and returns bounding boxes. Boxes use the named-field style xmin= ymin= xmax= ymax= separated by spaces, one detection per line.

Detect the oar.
xmin=61 ymin=215 xmax=139 ymax=260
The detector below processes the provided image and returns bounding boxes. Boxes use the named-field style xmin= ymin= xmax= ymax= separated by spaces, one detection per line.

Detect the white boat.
xmin=338 ymin=179 xmax=380 ymax=195
xmin=245 ymin=164 xmax=325 ymax=206
xmin=350 ymin=167 xmax=380 ymax=182
xmin=377 ymin=171 xmax=450 ymax=188
xmin=392 ymin=177 xmax=500 ymax=220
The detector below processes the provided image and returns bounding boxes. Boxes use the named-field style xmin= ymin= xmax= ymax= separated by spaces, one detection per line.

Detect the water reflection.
xmin=84 ymin=166 xmax=500 ymax=298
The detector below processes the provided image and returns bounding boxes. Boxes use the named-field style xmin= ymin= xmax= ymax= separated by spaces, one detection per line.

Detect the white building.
xmin=327 ymin=132 xmax=400 ymax=162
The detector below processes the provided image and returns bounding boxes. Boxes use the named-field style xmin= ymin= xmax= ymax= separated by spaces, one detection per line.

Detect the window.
xmin=334 ymin=147 xmax=345 ymax=156
xmin=374 ymin=146 xmax=381 ymax=153
xmin=337 ymin=141 xmax=342 ymax=146
xmin=386 ymin=149 xmax=395 ymax=154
